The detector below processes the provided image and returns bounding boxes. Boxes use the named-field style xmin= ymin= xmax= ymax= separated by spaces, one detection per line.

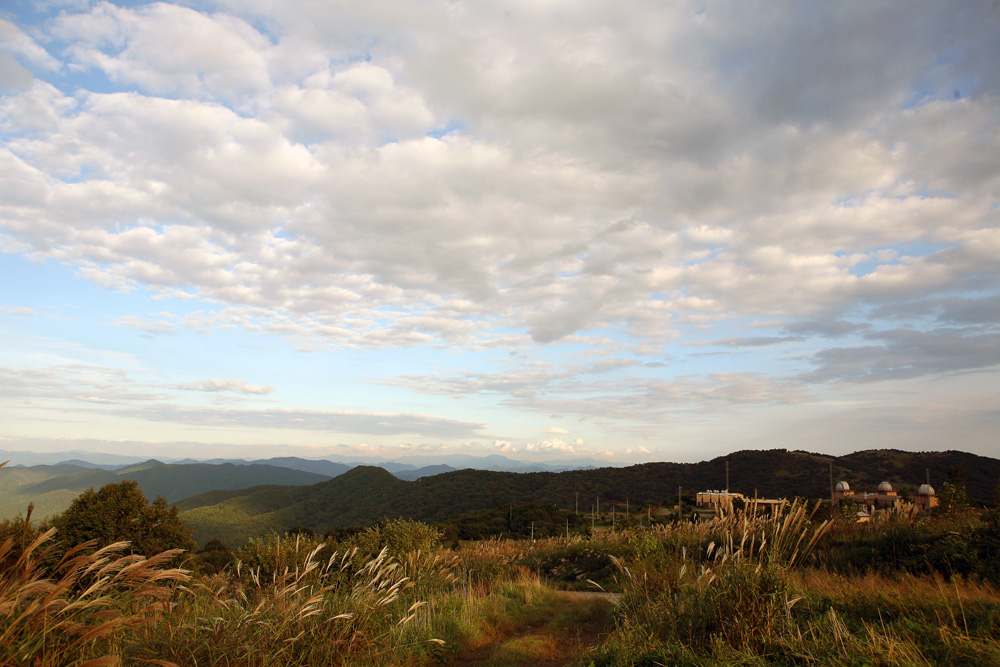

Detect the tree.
xmin=286 ymin=525 xmax=315 ymax=538
xmin=193 ymin=539 xmax=234 ymax=575
xmin=50 ymin=480 xmax=195 ymax=556
xmin=938 ymin=465 xmax=971 ymax=515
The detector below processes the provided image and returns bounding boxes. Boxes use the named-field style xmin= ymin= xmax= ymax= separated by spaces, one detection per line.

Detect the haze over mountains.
xmin=0 ymin=460 xmax=331 ymax=521
xmin=0 ymin=449 xmax=601 ymax=473
xmin=0 ymin=451 xmax=600 ymax=521
xmin=3 ymin=448 xmax=996 ymax=549
xmin=173 ymin=449 xmax=1000 ymax=546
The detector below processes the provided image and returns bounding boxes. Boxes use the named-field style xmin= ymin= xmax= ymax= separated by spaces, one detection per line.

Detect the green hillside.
xmin=179 ymin=449 xmax=1000 ymax=547
xmin=0 ymin=460 xmax=333 ymax=521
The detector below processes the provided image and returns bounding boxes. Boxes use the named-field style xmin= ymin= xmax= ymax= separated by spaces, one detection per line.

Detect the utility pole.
xmin=566 ymin=517 xmax=569 ymax=540
xmin=531 ymin=521 xmax=534 ymax=544
xmin=829 ymin=461 xmax=834 ymax=517
xmin=575 ymin=492 xmax=579 ymax=514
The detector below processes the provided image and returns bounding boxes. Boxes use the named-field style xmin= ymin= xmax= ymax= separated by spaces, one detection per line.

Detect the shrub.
xmin=48 ymin=480 xmax=196 ymax=558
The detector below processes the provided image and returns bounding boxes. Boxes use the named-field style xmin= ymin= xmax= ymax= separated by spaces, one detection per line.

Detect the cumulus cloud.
xmin=0 ymin=0 xmax=996 ymax=352
xmin=3 ymin=1 xmax=1000 ymax=458
xmin=493 ymin=439 xmax=517 ymax=453
xmin=524 ymin=438 xmax=586 ymax=454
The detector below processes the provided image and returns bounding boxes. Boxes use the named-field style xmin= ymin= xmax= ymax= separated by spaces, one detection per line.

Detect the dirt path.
xmin=442 ymin=591 xmax=618 ymax=667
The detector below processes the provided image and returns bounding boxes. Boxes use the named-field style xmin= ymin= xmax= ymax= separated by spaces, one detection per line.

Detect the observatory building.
xmin=833 ymin=479 xmax=938 ymax=514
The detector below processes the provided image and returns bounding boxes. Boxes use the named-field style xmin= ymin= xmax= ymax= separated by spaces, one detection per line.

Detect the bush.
xmin=48 ymin=480 xmax=196 ymax=557
xmin=346 ymin=518 xmax=442 ymax=561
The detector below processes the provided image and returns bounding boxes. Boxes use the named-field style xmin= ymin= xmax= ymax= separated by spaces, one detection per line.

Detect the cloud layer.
xmin=1 ymin=1 xmax=998 ymax=460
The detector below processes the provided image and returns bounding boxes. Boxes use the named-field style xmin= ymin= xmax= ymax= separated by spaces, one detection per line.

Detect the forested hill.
xmin=0 ymin=460 xmax=330 ymax=521
xmin=177 ymin=449 xmax=1000 ymax=546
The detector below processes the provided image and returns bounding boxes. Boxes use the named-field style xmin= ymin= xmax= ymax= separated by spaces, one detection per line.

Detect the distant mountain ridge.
xmin=176 ymin=449 xmax=1000 ymax=547
xmin=0 ymin=449 xmax=606 ymax=474
xmin=5 ymin=449 xmax=996 ymax=546
xmin=0 ymin=460 xmax=331 ymax=521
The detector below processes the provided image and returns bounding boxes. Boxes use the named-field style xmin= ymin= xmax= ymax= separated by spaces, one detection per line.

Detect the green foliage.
xmin=191 ymin=538 xmax=235 ymax=575
xmin=285 ymin=524 xmax=315 ymax=538
xmin=0 ymin=505 xmax=45 ymax=570
xmin=49 ymin=480 xmax=196 ymax=557
xmin=347 ymin=518 xmax=443 ymax=560
xmin=821 ymin=508 xmax=1000 ymax=583
xmin=234 ymin=532 xmax=325 ymax=578
xmin=436 ymin=503 xmax=584 ymax=540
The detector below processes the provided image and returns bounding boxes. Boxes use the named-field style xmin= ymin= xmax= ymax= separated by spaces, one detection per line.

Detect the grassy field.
xmin=3 ymin=494 xmax=999 ymax=666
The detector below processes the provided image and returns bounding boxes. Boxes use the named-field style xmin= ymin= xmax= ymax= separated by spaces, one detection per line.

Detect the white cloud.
xmin=174 ymin=378 xmax=275 ymax=395
xmin=122 ymin=405 xmax=485 ymax=438
xmin=493 ymin=439 xmax=517 ymax=453
xmin=546 ymin=427 xmax=569 ymax=435
xmin=1 ymin=306 xmax=37 ymax=316
xmin=524 ymin=438 xmax=586 ymax=454
xmin=0 ymin=18 xmax=61 ymax=74
xmin=2 ymin=1 xmax=1000 ymax=459
xmin=51 ymin=3 xmax=271 ymax=101
xmin=2 ymin=1 xmax=992 ymax=350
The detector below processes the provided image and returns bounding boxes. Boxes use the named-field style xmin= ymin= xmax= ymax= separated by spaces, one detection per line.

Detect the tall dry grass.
xmin=591 ymin=499 xmax=1000 ymax=666
xmin=0 ymin=513 xmax=188 ymax=666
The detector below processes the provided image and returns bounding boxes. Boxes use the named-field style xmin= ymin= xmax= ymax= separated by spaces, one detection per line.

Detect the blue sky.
xmin=1 ymin=0 xmax=998 ymax=464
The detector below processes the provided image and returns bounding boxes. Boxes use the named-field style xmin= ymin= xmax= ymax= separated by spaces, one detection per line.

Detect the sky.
xmin=1 ymin=1 xmax=998 ymax=465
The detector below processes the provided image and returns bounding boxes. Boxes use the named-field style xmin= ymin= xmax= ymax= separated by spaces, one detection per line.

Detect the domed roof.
xmin=918 ymin=483 xmax=935 ymax=495
xmin=878 ymin=481 xmax=893 ymax=492
xmin=835 ymin=481 xmax=850 ymax=491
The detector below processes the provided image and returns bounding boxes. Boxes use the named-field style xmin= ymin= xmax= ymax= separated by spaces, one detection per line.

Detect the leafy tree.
xmin=837 ymin=499 xmax=856 ymax=520
xmin=898 ymin=485 xmax=913 ymax=503
xmin=938 ymin=465 xmax=971 ymax=515
xmin=50 ymin=480 xmax=195 ymax=556
xmin=193 ymin=538 xmax=234 ymax=575
xmin=0 ymin=504 xmax=45 ymax=570
xmin=286 ymin=525 xmax=315 ymax=538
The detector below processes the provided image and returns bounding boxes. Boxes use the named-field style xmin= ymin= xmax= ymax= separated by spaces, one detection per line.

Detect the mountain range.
xmin=0 ymin=453 xmax=595 ymax=521
xmin=175 ymin=449 xmax=1000 ymax=546
xmin=3 ymin=449 xmax=996 ymax=549
xmin=0 ymin=460 xmax=329 ymax=520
